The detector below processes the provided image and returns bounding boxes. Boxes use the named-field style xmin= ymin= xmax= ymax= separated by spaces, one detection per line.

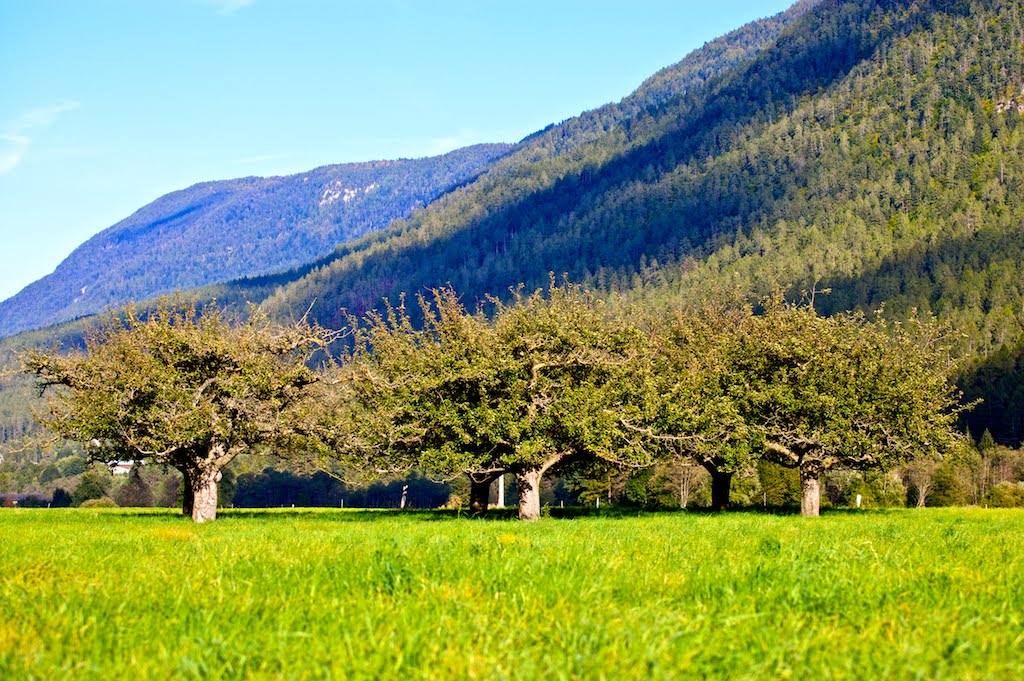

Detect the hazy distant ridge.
xmin=0 ymin=143 xmax=510 ymax=337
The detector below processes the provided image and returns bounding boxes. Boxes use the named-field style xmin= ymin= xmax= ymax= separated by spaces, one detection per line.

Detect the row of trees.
xmin=309 ymin=282 xmax=966 ymax=519
xmin=250 ymin=0 xmax=1024 ymax=449
xmin=23 ymin=282 xmax=965 ymax=522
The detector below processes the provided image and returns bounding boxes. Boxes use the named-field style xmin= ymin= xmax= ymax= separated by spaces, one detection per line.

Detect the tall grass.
xmin=1 ymin=508 xmax=1021 ymax=679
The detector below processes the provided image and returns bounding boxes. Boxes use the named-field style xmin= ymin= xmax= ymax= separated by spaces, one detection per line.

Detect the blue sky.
xmin=0 ymin=0 xmax=795 ymax=302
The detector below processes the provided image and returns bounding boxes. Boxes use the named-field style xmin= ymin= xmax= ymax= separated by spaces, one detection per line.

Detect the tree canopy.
xmin=310 ymin=282 xmax=654 ymax=520
xmin=22 ymin=303 xmax=335 ymax=522
xmin=639 ymin=297 xmax=968 ymax=515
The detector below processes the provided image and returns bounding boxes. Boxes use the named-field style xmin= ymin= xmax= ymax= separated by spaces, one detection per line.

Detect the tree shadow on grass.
xmin=110 ymin=504 xmax=911 ymax=522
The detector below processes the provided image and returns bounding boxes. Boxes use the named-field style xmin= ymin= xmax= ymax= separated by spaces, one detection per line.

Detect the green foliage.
xmin=489 ymin=281 xmax=653 ymax=472
xmin=850 ymin=471 xmax=908 ymax=509
xmin=635 ymin=297 xmax=965 ymax=512
xmin=157 ymin=476 xmax=181 ymax=509
xmin=928 ymin=459 xmax=976 ymax=506
xmin=37 ymin=464 xmax=60 ymax=485
xmin=960 ymin=341 xmax=1024 ymax=445
xmin=78 ymin=496 xmax=118 ymax=508
xmin=314 ymin=282 xmax=654 ymax=503
xmin=983 ymin=481 xmax=1024 ymax=507
xmin=72 ymin=468 xmax=111 ymax=506
xmin=23 ymin=303 xmax=335 ymax=522
xmin=759 ymin=461 xmax=801 ymax=507
xmin=743 ymin=301 xmax=964 ymax=473
xmin=50 ymin=487 xmax=72 ymax=507
xmin=622 ymin=468 xmax=659 ymax=508
xmin=114 ymin=466 xmax=154 ymax=508
xmin=640 ymin=301 xmax=762 ymax=479
xmin=56 ymin=456 xmax=86 ymax=477
xmin=1 ymin=509 xmax=1023 ymax=679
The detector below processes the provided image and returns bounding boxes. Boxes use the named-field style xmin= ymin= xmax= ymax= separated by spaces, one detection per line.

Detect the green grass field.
xmin=1 ymin=508 xmax=1022 ymax=680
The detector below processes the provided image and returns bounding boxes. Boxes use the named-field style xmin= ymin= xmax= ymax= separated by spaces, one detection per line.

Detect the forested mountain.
xmin=5 ymin=0 xmax=1024 ymax=452
xmin=154 ymin=0 xmax=819 ymax=320
xmin=255 ymin=0 xmax=818 ymax=323
xmin=0 ymin=144 xmax=510 ymax=338
xmin=244 ymin=0 xmax=1024 ymax=443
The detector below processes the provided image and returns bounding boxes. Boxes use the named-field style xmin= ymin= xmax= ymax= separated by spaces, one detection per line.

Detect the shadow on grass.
xmin=107 ymin=504 xmax=908 ymax=523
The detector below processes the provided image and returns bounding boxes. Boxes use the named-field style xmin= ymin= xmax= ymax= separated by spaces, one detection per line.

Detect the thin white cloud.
xmin=12 ymin=101 xmax=80 ymax=131
xmin=206 ymin=0 xmax=255 ymax=15
xmin=0 ymin=134 xmax=30 ymax=174
xmin=0 ymin=100 xmax=80 ymax=175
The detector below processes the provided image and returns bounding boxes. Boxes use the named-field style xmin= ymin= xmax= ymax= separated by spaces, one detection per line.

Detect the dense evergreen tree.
xmin=114 ymin=466 xmax=154 ymax=508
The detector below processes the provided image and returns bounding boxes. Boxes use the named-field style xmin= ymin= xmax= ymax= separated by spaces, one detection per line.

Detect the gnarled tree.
xmin=732 ymin=300 xmax=968 ymax=516
xmin=23 ymin=303 xmax=335 ymax=522
xmin=316 ymin=281 xmax=655 ymax=520
xmin=484 ymin=281 xmax=654 ymax=519
xmin=640 ymin=302 xmax=761 ymax=509
xmin=303 ymin=289 xmax=513 ymax=510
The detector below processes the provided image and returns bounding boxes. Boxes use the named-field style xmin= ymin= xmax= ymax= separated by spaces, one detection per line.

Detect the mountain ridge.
xmin=5 ymin=0 xmax=1024 ymax=444
xmin=0 ymin=143 xmax=512 ymax=338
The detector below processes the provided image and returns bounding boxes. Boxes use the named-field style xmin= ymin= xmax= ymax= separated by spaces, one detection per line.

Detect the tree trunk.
xmin=468 ymin=475 xmax=496 ymax=513
xmin=516 ymin=469 xmax=544 ymax=521
xmin=181 ymin=469 xmax=195 ymax=518
xmin=800 ymin=469 xmax=821 ymax=517
xmin=915 ymin=478 xmax=931 ymax=508
xmin=710 ymin=470 xmax=733 ymax=510
xmin=190 ymin=466 xmax=222 ymax=523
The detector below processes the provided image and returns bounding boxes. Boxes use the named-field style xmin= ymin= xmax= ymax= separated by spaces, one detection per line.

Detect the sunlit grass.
xmin=1 ymin=508 xmax=1021 ymax=679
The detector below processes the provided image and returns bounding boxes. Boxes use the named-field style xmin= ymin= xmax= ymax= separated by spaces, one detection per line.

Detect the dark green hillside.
xmin=257 ymin=0 xmax=966 ymax=327
xmin=961 ymin=340 xmax=1024 ymax=445
xmin=0 ymin=144 xmax=510 ymax=338
xmin=253 ymin=0 xmax=1024 ymax=440
xmin=256 ymin=1 xmax=816 ymax=323
xmin=7 ymin=0 xmax=1024 ymax=448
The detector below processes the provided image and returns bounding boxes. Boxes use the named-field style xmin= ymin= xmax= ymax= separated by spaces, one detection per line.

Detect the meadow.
xmin=1 ymin=508 xmax=1021 ymax=680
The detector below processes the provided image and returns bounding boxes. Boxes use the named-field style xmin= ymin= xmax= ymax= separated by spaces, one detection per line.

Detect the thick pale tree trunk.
xmin=516 ymin=469 xmax=544 ymax=521
xmin=181 ymin=443 xmax=232 ymax=523
xmin=800 ymin=470 xmax=821 ymax=517
xmin=469 ymin=474 xmax=497 ymax=513
xmin=515 ymin=455 xmax=564 ymax=521
xmin=191 ymin=466 xmax=222 ymax=523
xmin=710 ymin=470 xmax=733 ymax=510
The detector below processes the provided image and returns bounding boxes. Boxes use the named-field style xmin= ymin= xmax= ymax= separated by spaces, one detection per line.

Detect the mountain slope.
xmin=8 ymin=0 xmax=1024 ymax=446
xmin=247 ymin=0 xmax=817 ymax=321
xmin=256 ymin=0 xmax=1023 ymax=342
xmin=249 ymin=0 xmax=1024 ymax=440
xmin=0 ymin=143 xmax=510 ymax=338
